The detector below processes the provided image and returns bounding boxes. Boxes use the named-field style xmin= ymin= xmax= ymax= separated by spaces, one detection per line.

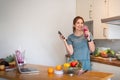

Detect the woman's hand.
xmin=58 ymin=31 xmax=65 ymax=40
xmin=59 ymin=35 xmax=74 ymax=55
xmin=84 ymin=29 xmax=90 ymax=40
xmin=86 ymin=31 xmax=91 ymax=40
xmin=59 ymin=35 xmax=65 ymax=40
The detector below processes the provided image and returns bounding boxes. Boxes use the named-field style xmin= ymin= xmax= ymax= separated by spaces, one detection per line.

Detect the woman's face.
xmin=74 ymin=19 xmax=84 ymax=31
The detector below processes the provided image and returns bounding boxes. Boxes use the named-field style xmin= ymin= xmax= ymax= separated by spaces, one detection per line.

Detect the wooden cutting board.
xmin=91 ymin=55 xmax=116 ymax=61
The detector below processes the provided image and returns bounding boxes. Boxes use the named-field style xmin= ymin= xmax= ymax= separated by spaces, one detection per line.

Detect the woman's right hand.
xmin=59 ymin=35 xmax=73 ymax=55
xmin=58 ymin=31 xmax=65 ymax=40
xmin=59 ymin=35 xmax=65 ymax=40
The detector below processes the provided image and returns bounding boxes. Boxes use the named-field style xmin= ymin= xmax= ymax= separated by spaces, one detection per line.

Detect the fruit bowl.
xmin=64 ymin=67 xmax=81 ymax=74
xmin=63 ymin=60 xmax=82 ymax=74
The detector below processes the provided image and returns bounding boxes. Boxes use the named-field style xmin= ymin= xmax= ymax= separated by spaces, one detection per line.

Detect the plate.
xmin=54 ymin=70 xmax=64 ymax=75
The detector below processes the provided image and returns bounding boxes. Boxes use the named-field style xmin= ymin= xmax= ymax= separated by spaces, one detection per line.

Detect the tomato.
xmin=70 ymin=61 xmax=78 ymax=67
xmin=100 ymin=51 xmax=108 ymax=58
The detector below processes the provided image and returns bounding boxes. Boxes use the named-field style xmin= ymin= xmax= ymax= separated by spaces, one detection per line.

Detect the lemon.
xmin=63 ymin=63 xmax=70 ymax=68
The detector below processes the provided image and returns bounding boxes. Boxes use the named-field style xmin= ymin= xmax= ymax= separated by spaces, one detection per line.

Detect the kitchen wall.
xmin=0 ymin=0 xmax=76 ymax=66
xmin=94 ymin=39 xmax=120 ymax=52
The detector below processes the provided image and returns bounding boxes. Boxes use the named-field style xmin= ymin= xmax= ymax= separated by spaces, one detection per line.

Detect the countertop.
xmin=0 ymin=64 xmax=114 ymax=80
xmin=91 ymin=55 xmax=120 ymax=67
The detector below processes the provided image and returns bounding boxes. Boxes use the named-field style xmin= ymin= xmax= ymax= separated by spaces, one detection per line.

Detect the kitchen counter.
xmin=91 ymin=55 xmax=120 ymax=67
xmin=0 ymin=64 xmax=114 ymax=80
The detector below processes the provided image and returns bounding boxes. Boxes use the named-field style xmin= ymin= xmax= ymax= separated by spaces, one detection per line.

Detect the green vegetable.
xmin=5 ymin=55 xmax=14 ymax=62
xmin=106 ymin=49 xmax=115 ymax=57
xmin=94 ymin=48 xmax=100 ymax=56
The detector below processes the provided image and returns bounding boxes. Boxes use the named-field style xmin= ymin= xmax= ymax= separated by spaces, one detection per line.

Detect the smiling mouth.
xmin=78 ymin=26 xmax=83 ymax=29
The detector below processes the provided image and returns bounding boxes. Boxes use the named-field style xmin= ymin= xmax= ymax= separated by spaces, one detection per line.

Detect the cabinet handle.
xmin=103 ymin=28 xmax=107 ymax=37
xmin=89 ymin=10 xmax=92 ymax=19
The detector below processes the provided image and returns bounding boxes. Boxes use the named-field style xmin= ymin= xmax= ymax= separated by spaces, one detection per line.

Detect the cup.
xmin=15 ymin=50 xmax=26 ymax=65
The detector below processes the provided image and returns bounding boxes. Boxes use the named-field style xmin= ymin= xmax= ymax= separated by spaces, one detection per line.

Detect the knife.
xmin=78 ymin=70 xmax=88 ymax=76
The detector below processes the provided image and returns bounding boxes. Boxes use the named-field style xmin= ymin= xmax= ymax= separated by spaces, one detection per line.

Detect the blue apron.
xmin=67 ymin=33 xmax=93 ymax=70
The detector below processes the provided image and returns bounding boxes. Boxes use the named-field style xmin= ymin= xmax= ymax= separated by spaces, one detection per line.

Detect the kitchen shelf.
xmin=91 ymin=55 xmax=120 ymax=67
xmin=101 ymin=16 xmax=120 ymax=25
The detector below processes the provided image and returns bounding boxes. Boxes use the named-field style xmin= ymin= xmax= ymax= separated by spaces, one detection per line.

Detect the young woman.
xmin=60 ymin=16 xmax=95 ymax=70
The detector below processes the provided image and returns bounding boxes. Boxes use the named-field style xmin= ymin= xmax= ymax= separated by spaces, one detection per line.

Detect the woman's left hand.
xmin=84 ymin=30 xmax=90 ymax=40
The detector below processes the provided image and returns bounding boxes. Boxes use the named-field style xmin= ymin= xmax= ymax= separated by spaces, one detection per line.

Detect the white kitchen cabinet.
xmin=92 ymin=0 xmax=120 ymax=39
xmin=77 ymin=0 xmax=120 ymax=39
xmin=102 ymin=23 xmax=120 ymax=39
xmin=109 ymin=0 xmax=120 ymax=17
xmin=93 ymin=21 xmax=120 ymax=39
xmin=77 ymin=0 xmax=108 ymax=39
xmin=76 ymin=0 xmax=93 ymax=21
xmin=92 ymin=0 xmax=109 ymax=39
xmin=93 ymin=0 xmax=108 ymax=19
xmin=93 ymin=0 xmax=120 ymax=18
xmin=85 ymin=20 xmax=108 ymax=39
xmin=92 ymin=62 xmax=120 ymax=80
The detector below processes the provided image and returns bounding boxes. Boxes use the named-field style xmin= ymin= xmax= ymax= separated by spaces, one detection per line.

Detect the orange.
xmin=48 ymin=73 xmax=54 ymax=78
xmin=55 ymin=65 xmax=62 ymax=71
xmin=48 ymin=67 xmax=54 ymax=74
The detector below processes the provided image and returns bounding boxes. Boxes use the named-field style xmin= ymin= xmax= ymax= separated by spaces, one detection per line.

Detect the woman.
xmin=60 ymin=16 xmax=95 ymax=70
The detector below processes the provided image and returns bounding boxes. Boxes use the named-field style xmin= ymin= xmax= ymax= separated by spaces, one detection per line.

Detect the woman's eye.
xmin=77 ymin=22 xmax=80 ymax=24
xmin=81 ymin=22 xmax=83 ymax=24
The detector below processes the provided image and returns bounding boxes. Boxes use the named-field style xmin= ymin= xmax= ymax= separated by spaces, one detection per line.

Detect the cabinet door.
xmin=109 ymin=0 xmax=120 ymax=17
xmin=76 ymin=0 xmax=93 ymax=21
xmin=93 ymin=0 xmax=108 ymax=39
xmin=93 ymin=21 xmax=107 ymax=39
xmin=93 ymin=0 xmax=108 ymax=19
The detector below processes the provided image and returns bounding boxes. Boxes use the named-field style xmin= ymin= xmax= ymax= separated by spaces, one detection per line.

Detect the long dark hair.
xmin=73 ymin=16 xmax=84 ymax=32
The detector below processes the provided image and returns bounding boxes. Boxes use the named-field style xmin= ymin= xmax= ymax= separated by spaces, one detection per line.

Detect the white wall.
xmin=0 ymin=0 xmax=76 ymax=66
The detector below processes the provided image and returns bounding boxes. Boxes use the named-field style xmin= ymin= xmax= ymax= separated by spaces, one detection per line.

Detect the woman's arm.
xmin=59 ymin=35 xmax=74 ymax=55
xmin=87 ymin=38 xmax=95 ymax=53
xmin=63 ymin=39 xmax=73 ymax=55
xmin=87 ymin=32 xmax=95 ymax=53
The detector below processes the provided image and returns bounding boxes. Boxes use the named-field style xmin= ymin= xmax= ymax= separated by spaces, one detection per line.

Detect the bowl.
xmin=63 ymin=67 xmax=81 ymax=74
xmin=116 ymin=56 xmax=120 ymax=60
xmin=116 ymin=54 xmax=120 ymax=60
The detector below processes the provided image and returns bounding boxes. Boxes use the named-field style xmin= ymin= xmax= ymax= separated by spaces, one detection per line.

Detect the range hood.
xmin=101 ymin=16 xmax=120 ymax=25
